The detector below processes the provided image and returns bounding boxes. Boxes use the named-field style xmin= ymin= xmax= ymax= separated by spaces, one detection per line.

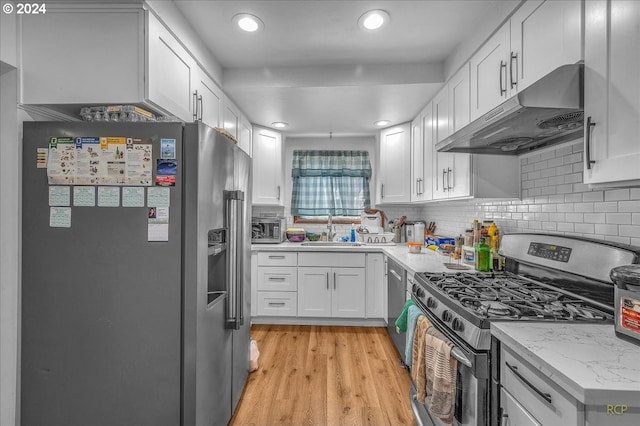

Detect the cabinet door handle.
xmin=276 ymin=185 xmax=281 ymax=200
xmin=499 ymin=60 xmax=507 ymax=96
xmin=585 ymin=116 xmax=597 ymax=170
xmin=389 ymin=269 xmax=402 ymax=281
xmin=510 ymin=52 xmax=518 ymax=89
xmin=500 ymin=409 xmax=508 ymax=426
xmin=268 ymin=276 xmax=286 ymax=281
xmin=197 ymin=95 xmax=203 ymax=121
xmin=192 ymin=91 xmax=198 ymax=122
xmin=326 ymin=272 xmax=330 ymax=290
xmin=447 ymin=167 xmax=453 ymax=191
xmin=333 ymin=272 xmax=337 ymax=289
xmin=268 ymin=302 xmax=286 ymax=307
xmin=381 ymin=183 xmax=385 ymax=198
xmin=268 ymin=255 xmax=285 ymax=259
xmin=442 ymin=169 xmax=447 ymax=192
xmin=506 ymin=362 xmax=552 ymax=404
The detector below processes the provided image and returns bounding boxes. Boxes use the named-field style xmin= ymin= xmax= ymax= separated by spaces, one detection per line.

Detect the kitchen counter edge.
xmin=490 ymin=322 xmax=640 ymax=406
xmin=251 ymin=242 xmax=461 ymax=275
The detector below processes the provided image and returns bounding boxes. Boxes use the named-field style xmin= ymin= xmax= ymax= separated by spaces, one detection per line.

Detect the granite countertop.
xmin=491 ymin=322 xmax=640 ymax=406
xmin=251 ymin=242 xmax=469 ymax=274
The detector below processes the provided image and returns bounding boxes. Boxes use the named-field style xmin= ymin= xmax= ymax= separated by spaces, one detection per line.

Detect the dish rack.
xmin=356 ymin=231 xmax=395 ymax=244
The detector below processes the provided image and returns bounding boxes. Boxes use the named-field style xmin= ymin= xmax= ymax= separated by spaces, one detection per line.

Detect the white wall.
xmin=0 ymin=68 xmax=19 ymax=426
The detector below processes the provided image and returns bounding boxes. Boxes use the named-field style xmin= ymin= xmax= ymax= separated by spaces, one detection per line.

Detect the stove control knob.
xmin=451 ymin=317 xmax=465 ymax=332
xmin=442 ymin=310 xmax=453 ymax=322
xmin=426 ymin=297 xmax=438 ymax=309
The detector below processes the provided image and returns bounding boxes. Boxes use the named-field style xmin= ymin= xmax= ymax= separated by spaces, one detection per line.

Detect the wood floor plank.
xmin=230 ymin=324 xmax=416 ymax=426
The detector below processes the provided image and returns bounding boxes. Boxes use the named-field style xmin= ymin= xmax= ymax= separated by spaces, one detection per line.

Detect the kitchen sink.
xmin=300 ymin=241 xmax=364 ymax=247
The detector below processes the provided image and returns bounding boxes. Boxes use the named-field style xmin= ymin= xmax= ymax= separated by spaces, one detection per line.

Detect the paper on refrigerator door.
xmin=148 ymin=206 xmax=169 ymax=242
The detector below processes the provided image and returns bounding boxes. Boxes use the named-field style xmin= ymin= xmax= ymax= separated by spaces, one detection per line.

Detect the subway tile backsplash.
xmin=414 ymin=140 xmax=640 ymax=247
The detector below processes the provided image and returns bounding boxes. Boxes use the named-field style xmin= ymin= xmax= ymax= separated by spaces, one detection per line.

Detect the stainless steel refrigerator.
xmin=21 ymin=121 xmax=251 ymax=426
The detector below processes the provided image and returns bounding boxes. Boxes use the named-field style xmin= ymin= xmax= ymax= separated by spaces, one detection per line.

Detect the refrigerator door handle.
xmin=224 ymin=190 xmax=245 ymax=330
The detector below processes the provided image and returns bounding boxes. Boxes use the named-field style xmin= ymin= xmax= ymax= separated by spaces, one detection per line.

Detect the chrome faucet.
xmin=327 ymin=214 xmax=335 ymax=241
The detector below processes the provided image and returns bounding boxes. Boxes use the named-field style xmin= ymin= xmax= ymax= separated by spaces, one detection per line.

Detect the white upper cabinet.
xmin=252 ymin=126 xmax=283 ymax=205
xmin=446 ymin=64 xmax=472 ymax=199
xmin=432 ymin=85 xmax=451 ymax=200
xmin=20 ymin=5 xmax=145 ymax=106
xmin=410 ymin=116 xmax=426 ymax=202
xmin=193 ymin=67 xmax=223 ymax=129
xmin=433 ymin=65 xmax=471 ymax=199
xmin=584 ymin=0 xmax=640 ymax=187
xmin=18 ymin=3 xmax=249 ymax=128
xmin=147 ymin=12 xmax=196 ymax=122
xmin=420 ymin=103 xmax=434 ymax=202
xmin=470 ymin=24 xmax=511 ymax=121
xmin=470 ymin=0 xmax=582 ymax=121
xmin=238 ymin=117 xmax=253 ymax=157
xmin=511 ymin=0 xmax=582 ymax=92
xmin=379 ymin=123 xmax=411 ymax=204
xmin=223 ymin=96 xmax=240 ymax=140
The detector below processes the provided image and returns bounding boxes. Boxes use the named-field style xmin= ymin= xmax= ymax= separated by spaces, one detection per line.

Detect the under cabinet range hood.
xmin=436 ymin=63 xmax=584 ymax=155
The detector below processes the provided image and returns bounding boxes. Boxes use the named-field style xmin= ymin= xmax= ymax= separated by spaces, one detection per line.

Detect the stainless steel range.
xmin=409 ymin=233 xmax=639 ymax=426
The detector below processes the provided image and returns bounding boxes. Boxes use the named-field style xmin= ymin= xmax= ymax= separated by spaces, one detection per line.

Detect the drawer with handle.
xmin=500 ymin=346 xmax=582 ymax=426
xmin=256 ymin=291 xmax=297 ymax=316
xmin=257 ymin=267 xmax=297 ymax=292
xmin=257 ymin=251 xmax=297 ymax=267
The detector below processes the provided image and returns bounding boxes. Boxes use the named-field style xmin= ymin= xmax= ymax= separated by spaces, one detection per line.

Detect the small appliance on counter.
xmin=251 ymin=216 xmax=286 ymax=243
xmin=403 ymin=220 xmax=426 ymax=244
xmin=610 ymin=265 xmax=640 ymax=345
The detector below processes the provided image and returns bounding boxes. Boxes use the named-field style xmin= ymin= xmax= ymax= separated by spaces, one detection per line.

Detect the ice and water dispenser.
xmin=207 ymin=228 xmax=227 ymax=305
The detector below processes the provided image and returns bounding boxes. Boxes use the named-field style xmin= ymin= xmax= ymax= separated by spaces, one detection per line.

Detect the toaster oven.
xmin=251 ymin=217 xmax=286 ymax=244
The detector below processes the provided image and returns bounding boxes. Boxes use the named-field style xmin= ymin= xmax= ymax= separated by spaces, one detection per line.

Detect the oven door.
xmin=410 ymin=295 xmax=489 ymax=426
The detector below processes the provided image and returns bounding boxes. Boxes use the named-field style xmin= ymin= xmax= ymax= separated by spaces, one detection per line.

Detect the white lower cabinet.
xmin=252 ymin=252 xmax=298 ymax=317
xmin=297 ymin=267 xmax=365 ymax=318
xmin=253 ymin=250 xmax=384 ymax=321
xmin=256 ymin=292 xmax=297 ymax=317
xmin=365 ymin=253 xmax=385 ymax=319
xmin=500 ymin=345 xmax=583 ymax=426
xmin=297 ymin=252 xmax=366 ymax=319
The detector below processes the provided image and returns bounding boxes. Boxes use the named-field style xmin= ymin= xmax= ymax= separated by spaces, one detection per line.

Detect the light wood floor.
xmin=230 ymin=324 xmax=416 ymax=426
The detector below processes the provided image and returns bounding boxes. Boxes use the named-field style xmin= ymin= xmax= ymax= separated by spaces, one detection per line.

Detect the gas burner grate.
xmin=416 ymin=271 xmax=613 ymax=322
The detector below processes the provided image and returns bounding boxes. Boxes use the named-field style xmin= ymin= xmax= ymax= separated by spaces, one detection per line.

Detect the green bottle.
xmin=475 ymin=237 xmax=491 ymax=272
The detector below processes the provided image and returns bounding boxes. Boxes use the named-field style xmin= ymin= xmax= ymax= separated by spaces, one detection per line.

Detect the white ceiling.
xmin=174 ymin=0 xmax=513 ymax=137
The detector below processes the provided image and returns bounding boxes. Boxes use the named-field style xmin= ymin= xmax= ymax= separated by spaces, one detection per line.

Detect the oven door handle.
xmin=451 ymin=346 xmax=472 ymax=368
xmin=410 ymin=394 xmax=427 ymax=426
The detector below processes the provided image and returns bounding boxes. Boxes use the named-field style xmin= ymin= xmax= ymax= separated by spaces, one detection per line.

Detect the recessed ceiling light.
xmin=358 ymin=10 xmax=390 ymax=31
xmin=272 ymin=122 xmax=288 ymax=128
xmin=233 ymin=13 xmax=264 ymax=33
xmin=375 ymin=120 xmax=391 ymax=127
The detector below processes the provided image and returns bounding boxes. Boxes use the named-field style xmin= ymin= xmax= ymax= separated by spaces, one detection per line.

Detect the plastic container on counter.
xmin=407 ymin=241 xmax=422 ymax=254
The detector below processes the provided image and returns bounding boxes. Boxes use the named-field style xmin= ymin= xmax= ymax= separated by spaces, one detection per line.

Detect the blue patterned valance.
xmin=291 ymin=150 xmax=372 ymax=178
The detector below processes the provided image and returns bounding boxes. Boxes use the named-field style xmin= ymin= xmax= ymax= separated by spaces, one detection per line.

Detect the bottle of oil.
xmin=475 ymin=237 xmax=491 ymax=272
